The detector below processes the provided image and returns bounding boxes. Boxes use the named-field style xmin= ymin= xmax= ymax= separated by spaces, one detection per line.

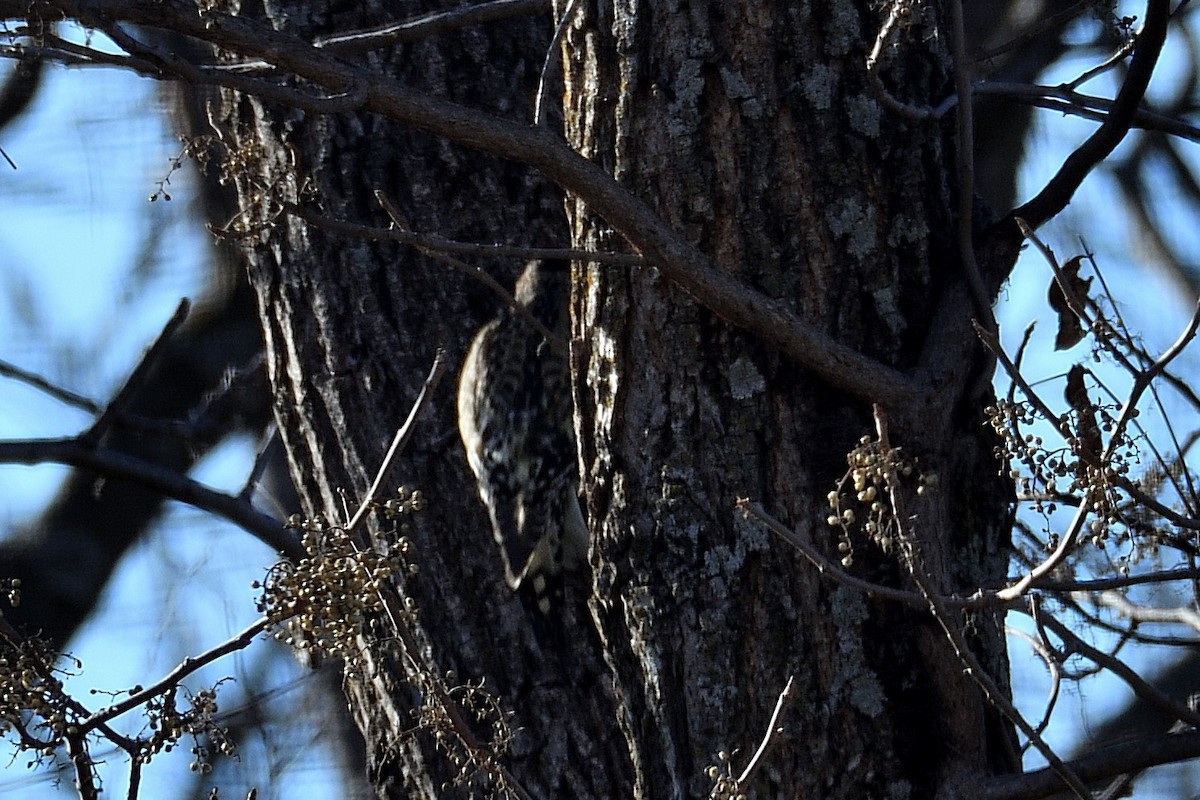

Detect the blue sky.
xmin=0 ymin=47 xmax=350 ymax=800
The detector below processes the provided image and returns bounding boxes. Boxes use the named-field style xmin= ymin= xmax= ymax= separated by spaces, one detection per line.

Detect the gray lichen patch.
xmin=826 ymin=198 xmax=879 ymax=261
xmin=800 ymin=64 xmax=836 ymax=111
xmin=829 ymin=587 xmax=887 ymax=718
xmin=846 ymin=95 xmax=882 ymax=138
xmin=727 ymin=356 xmax=766 ymax=400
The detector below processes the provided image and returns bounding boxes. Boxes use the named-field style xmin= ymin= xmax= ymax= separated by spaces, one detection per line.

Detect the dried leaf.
xmin=1048 ymin=256 xmax=1092 ymax=350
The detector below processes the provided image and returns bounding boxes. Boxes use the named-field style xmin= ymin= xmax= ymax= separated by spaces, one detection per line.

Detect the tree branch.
xmin=78 ymin=617 xmax=271 ymax=733
xmin=0 ymin=358 xmax=101 ymax=413
xmin=739 ymin=499 xmax=1008 ymax=611
xmin=734 ymin=676 xmax=795 ymax=790
xmin=969 ymin=84 xmax=1200 ymax=142
xmin=981 ymin=730 xmax=1200 ymax=800
xmin=1038 ymin=612 xmax=1200 ymax=728
xmin=80 ymin=298 xmax=189 ymax=447
xmin=5 ymin=0 xmax=923 ymax=411
xmin=948 ymin=0 xmax=994 ymax=328
xmin=1010 ymin=0 xmax=1171 ymax=229
xmin=285 ymin=200 xmax=645 ymax=267
xmin=0 ymin=438 xmax=301 ymax=560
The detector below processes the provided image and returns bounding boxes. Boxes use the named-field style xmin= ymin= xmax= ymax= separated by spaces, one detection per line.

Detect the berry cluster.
xmin=825 ymin=435 xmax=927 ymax=567
xmin=141 ymin=684 xmax=234 ymax=771
xmin=255 ymin=487 xmax=423 ymax=659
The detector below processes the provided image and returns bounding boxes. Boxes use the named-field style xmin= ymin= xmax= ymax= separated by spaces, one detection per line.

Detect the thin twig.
xmin=741 ymin=500 xmax=931 ymax=611
xmin=961 ymin=81 xmax=1200 ymax=142
xmin=345 ymin=350 xmax=447 ymax=532
xmin=371 ymin=191 xmax=566 ymax=354
xmin=1095 ymin=590 xmax=1200 ymax=634
xmin=0 ymin=358 xmax=101 ymax=412
xmin=290 ymin=199 xmax=644 ymax=267
xmin=1015 ymin=219 xmax=1093 ymax=332
xmin=1005 ymin=625 xmax=1062 ymax=748
xmin=534 ymin=0 xmax=581 ymax=126
xmin=865 ymin=2 xmax=937 ymax=120
xmin=734 ymin=676 xmax=795 ymax=789
xmin=1037 ymin=612 xmax=1200 ymax=727
xmin=1034 ymin=567 xmax=1200 ymax=592
xmin=240 ymin=427 xmax=282 ymax=501
xmin=738 ymin=500 xmax=1002 ymax=611
xmin=948 ymin=0 xmax=994 ymax=330
xmin=1067 ymin=37 xmax=1138 ymax=91
xmin=99 ymin=23 xmax=371 ymax=113
xmin=80 ymin=617 xmax=271 ymax=732
xmin=972 ymin=0 xmax=1095 ymax=63
xmin=0 ymin=356 xmax=205 ymax=436
xmin=314 ymin=0 xmax=549 ymax=55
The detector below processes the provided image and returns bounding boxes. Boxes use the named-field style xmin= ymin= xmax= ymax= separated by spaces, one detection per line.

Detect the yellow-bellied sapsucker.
xmin=456 ymin=259 xmax=588 ymax=614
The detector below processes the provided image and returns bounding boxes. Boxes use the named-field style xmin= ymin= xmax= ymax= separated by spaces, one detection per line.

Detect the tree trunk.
xmin=218 ymin=4 xmax=630 ymax=797
xmin=561 ymin=2 xmax=1015 ymax=797
xmin=220 ymin=1 xmax=1016 ymax=798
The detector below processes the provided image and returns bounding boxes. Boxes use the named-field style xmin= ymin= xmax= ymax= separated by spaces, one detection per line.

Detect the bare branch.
xmin=1067 ymin=37 xmax=1138 ymax=91
xmin=1095 ymin=590 xmax=1200 ymax=634
xmin=734 ymin=676 xmax=795 ymax=789
xmin=866 ymin=3 xmax=937 ymax=120
xmin=370 ymin=193 xmax=566 ymax=353
xmin=741 ymin=499 xmax=1018 ymax=610
xmin=65 ymin=730 xmax=99 ymax=800
xmin=741 ymin=499 xmax=933 ymax=611
xmin=81 ymin=299 xmax=190 ymax=447
xmin=948 ymin=0 xmax=994 ymax=330
xmin=960 ymin=82 xmax=1200 ymax=142
xmin=288 ymin=200 xmax=645 ymax=267
xmin=1011 ymin=0 xmax=1171 ymax=230
xmin=972 ymin=1 xmax=1095 ymax=63
xmin=1034 ymin=567 xmax=1200 ymax=592
xmin=79 ymin=618 xmax=271 ymax=733
xmin=534 ymin=0 xmax=580 ymax=126
xmin=1006 ymin=624 xmax=1062 ymax=748
xmin=0 ymin=358 xmax=101 ymax=413
xmin=1037 ymin=612 xmax=1200 ymax=728
xmin=5 ymin=0 xmax=922 ymax=410
xmin=981 ymin=730 xmax=1200 ymax=800
xmin=0 ymin=438 xmax=301 ymax=560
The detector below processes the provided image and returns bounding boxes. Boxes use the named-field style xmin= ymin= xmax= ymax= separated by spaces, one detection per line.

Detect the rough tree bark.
xmin=218 ymin=1 xmax=1016 ymax=798
xmin=218 ymin=4 xmax=628 ymax=797
xmin=561 ymin=3 xmax=1015 ymax=797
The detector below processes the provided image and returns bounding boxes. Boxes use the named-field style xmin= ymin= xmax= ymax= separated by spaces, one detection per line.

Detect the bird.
xmin=456 ymin=259 xmax=588 ymax=614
